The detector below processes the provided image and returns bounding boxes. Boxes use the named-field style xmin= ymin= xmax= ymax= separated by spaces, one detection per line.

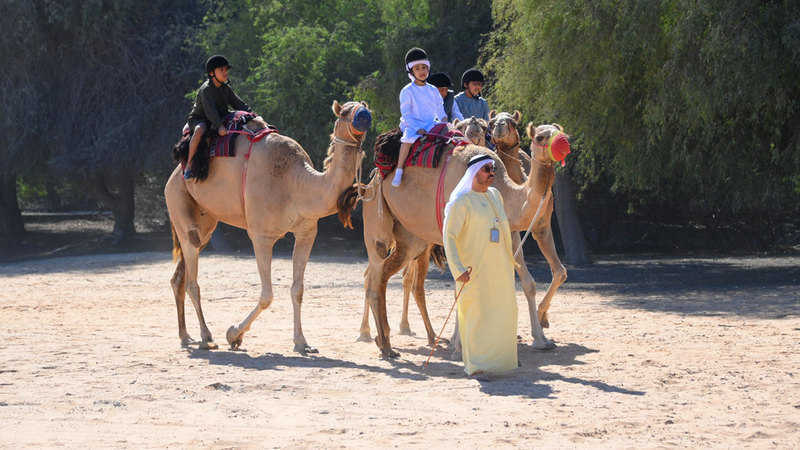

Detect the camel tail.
xmin=171 ymin=224 xmax=183 ymax=263
xmin=430 ymin=244 xmax=447 ymax=272
xmin=337 ymin=183 xmax=362 ymax=229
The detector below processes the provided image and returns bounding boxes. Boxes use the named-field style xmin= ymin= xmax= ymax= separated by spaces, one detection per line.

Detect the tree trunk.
xmin=0 ymin=174 xmax=25 ymax=236
xmin=553 ymin=169 xmax=591 ymax=265
xmin=44 ymin=182 xmax=63 ymax=211
xmin=95 ymin=172 xmax=136 ymax=244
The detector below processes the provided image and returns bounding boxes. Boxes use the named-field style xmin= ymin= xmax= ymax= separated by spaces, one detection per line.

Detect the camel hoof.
xmin=199 ymin=340 xmax=218 ymax=350
xmin=381 ymin=349 xmax=400 ymax=359
xmin=226 ymin=325 xmax=243 ymax=349
xmin=430 ymin=337 xmax=450 ymax=347
xmin=398 ymin=326 xmax=415 ymax=336
xmin=356 ymin=333 xmax=372 ymax=343
xmin=532 ymin=339 xmax=556 ymax=351
xmin=180 ymin=336 xmax=196 ymax=347
xmin=450 ymin=350 xmax=462 ymax=361
xmin=295 ymin=344 xmax=319 ymax=354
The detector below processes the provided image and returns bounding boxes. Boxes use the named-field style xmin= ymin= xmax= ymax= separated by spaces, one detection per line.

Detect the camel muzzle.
xmin=350 ymin=107 xmax=372 ymax=134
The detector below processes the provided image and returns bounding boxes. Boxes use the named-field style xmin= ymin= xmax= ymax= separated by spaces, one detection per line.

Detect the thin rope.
xmin=422 ymin=266 xmax=472 ymax=371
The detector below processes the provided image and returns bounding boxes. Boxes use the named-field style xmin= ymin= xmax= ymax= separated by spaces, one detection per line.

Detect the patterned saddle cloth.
xmin=374 ymin=123 xmax=470 ymax=178
xmin=180 ymin=111 xmax=278 ymax=157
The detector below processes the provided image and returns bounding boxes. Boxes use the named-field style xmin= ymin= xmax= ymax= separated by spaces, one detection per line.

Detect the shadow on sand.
xmin=526 ymin=255 xmax=800 ymax=319
xmin=186 ymin=340 xmax=645 ymax=400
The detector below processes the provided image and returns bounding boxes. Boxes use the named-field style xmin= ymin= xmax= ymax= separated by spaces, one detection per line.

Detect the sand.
xmin=1 ymin=251 xmax=798 ymax=448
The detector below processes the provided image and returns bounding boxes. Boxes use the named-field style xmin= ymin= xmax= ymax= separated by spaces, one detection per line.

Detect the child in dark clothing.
xmin=183 ymin=55 xmax=257 ymax=180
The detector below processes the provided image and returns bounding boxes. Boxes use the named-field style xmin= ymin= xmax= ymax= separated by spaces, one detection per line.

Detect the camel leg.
xmin=449 ymin=315 xmax=462 ymax=361
xmin=371 ymin=247 xmax=413 ymax=357
xmin=170 ymin=257 xmax=192 ymax=346
xmin=408 ymin=249 xmax=442 ymax=346
xmin=533 ymin=225 xmax=567 ymax=329
xmin=165 ymin=167 xmax=218 ymax=349
xmin=288 ymin=222 xmax=318 ymax=354
xmin=370 ymin=226 xmax=427 ymax=357
xmin=398 ymin=262 xmax=414 ymax=336
xmin=512 ymin=232 xmax=555 ymax=350
xmin=359 ymin=182 xmax=394 ymax=343
xmin=371 ymin=260 xmax=399 ymax=358
xmin=358 ymin=270 xmax=374 ymax=342
xmin=226 ymin=233 xmax=277 ymax=349
xmin=181 ymin=240 xmax=219 ymax=350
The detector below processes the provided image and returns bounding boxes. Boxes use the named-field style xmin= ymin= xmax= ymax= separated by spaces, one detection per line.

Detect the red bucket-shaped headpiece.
xmin=546 ymin=131 xmax=571 ymax=166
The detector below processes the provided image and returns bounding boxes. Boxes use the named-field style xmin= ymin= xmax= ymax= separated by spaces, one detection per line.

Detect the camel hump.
xmin=255 ymin=134 xmax=312 ymax=178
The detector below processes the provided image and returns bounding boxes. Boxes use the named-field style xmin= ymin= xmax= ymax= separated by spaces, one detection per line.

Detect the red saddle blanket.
xmin=181 ymin=111 xmax=278 ymax=157
xmin=375 ymin=123 xmax=470 ymax=178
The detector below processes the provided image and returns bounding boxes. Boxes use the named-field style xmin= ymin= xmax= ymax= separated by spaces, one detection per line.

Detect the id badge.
xmin=490 ymin=227 xmax=500 ymax=243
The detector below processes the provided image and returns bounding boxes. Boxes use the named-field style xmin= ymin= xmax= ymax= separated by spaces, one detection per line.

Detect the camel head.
xmin=332 ymin=100 xmax=372 ymax=145
xmin=526 ymin=122 xmax=571 ymax=166
xmin=488 ymin=110 xmax=522 ymax=149
xmin=453 ymin=116 xmax=488 ymax=146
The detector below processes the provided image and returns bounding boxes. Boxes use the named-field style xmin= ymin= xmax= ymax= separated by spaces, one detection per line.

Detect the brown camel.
xmin=453 ymin=116 xmax=488 ymax=147
xmin=352 ymin=123 xmax=568 ymax=358
xmin=165 ymin=100 xmax=371 ymax=352
xmin=489 ymin=110 xmax=532 ymax=183
xmin=387 ymin=116 xmax=490 ymax=342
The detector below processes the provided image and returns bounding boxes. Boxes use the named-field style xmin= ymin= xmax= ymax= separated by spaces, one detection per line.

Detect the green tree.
xmin=198 ymin=0 xmax=492 ymax=164
xmin=0 ymin=1 xmax=52 ymax=235
xmin=485 ymin=0 xmax=800 ymax=232
xmin=39 ymin=0 xmax=202 ymax=240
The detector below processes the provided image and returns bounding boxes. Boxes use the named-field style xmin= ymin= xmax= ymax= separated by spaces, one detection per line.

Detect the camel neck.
xmin=492 ymin=154 xmax=554 ymax=230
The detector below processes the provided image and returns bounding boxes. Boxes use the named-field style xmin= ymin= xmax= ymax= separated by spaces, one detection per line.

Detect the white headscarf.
xmin=443 ymin=154 xmax=494 ymax=232
xmin=406 ymin=59 xmax=430 ymax=81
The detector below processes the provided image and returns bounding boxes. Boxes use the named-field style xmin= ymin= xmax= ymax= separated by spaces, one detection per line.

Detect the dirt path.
xmin=1 ymin=252 xmax=798 ymax=447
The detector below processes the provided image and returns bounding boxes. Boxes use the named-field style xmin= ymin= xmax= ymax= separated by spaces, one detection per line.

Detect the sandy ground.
xmin=1 ymin=250 xmax=799 ymax=448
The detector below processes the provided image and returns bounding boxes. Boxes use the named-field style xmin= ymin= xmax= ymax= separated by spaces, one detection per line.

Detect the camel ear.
xmin=526 ymin=122 xmax=536 ymax=139
xmin=452 ymin=118 xmax=460 ymax=127
xmin=489 ymin=110 xmax=497 ymax=120
xmin=332 ymin=100 xmax=341 ymax=116
xmin=360 ymin=100 xmax=370 ymax=109
xmin=513 ymin=110 xmax=521 ymax=123
xmin=553 ymin=122 xmax=564 ymax=132
xmin=478 ymin=118 xmax=488 ymax=129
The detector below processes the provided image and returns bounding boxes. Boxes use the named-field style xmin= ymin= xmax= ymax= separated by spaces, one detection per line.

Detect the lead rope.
xmin=423 ymin=266 xmax=472 ymax=371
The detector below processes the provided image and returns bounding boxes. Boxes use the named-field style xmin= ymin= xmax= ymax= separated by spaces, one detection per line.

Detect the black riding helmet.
xmin=461 ymin=68 xmax=485 ymax=89
xmin=205 ymin=55 xmax=232 ymax=77
xmin=427 ymin=72 xmax=453 ymax=88
xmin=405 ymin=47 xmax=429 ymax=72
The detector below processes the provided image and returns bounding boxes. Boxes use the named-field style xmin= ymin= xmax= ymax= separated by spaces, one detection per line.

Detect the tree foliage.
xmin=485 ymin=0 xmax=800 ymax=221
xmin=0 ymin=0 xmax=202 ymax=236
xmin=196 ymin=0 xmax=491 ymax=161
xmin=3 ymin=0 xmax=797 ymax=246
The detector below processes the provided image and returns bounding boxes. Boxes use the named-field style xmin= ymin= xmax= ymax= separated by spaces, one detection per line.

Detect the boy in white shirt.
xmin=392 ymin=47 xmax=447 ymax=187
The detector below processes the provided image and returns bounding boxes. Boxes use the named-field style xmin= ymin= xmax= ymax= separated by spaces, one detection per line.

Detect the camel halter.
xmin=332 ymin=105 xmax=372 ymax=203
xmin=532 ymin=130 xmax=568 ymax=167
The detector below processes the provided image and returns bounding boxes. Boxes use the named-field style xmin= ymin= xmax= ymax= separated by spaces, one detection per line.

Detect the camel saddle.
xmin=178 ymin=111 xmax=278 ymax=159
xmin=374 ymin=123 xmax=470 ymax=178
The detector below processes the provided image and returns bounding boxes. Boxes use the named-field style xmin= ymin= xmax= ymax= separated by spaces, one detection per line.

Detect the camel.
xmin=165 ymin=100 xmax=371 ymax=352
xmin=350 ymin=122 xmax=568 ymax=358
xmin=489 ymin=110 xmax=532 ymax=183
xmin=453 ymin=116 xmax=488 ymax=147
xmin=387 ymin=116 xmax=490 ymax=342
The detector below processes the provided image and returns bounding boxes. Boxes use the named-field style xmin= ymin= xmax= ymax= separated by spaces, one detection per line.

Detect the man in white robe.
xmin=443 ymin=154 xmax=518 ymax=378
